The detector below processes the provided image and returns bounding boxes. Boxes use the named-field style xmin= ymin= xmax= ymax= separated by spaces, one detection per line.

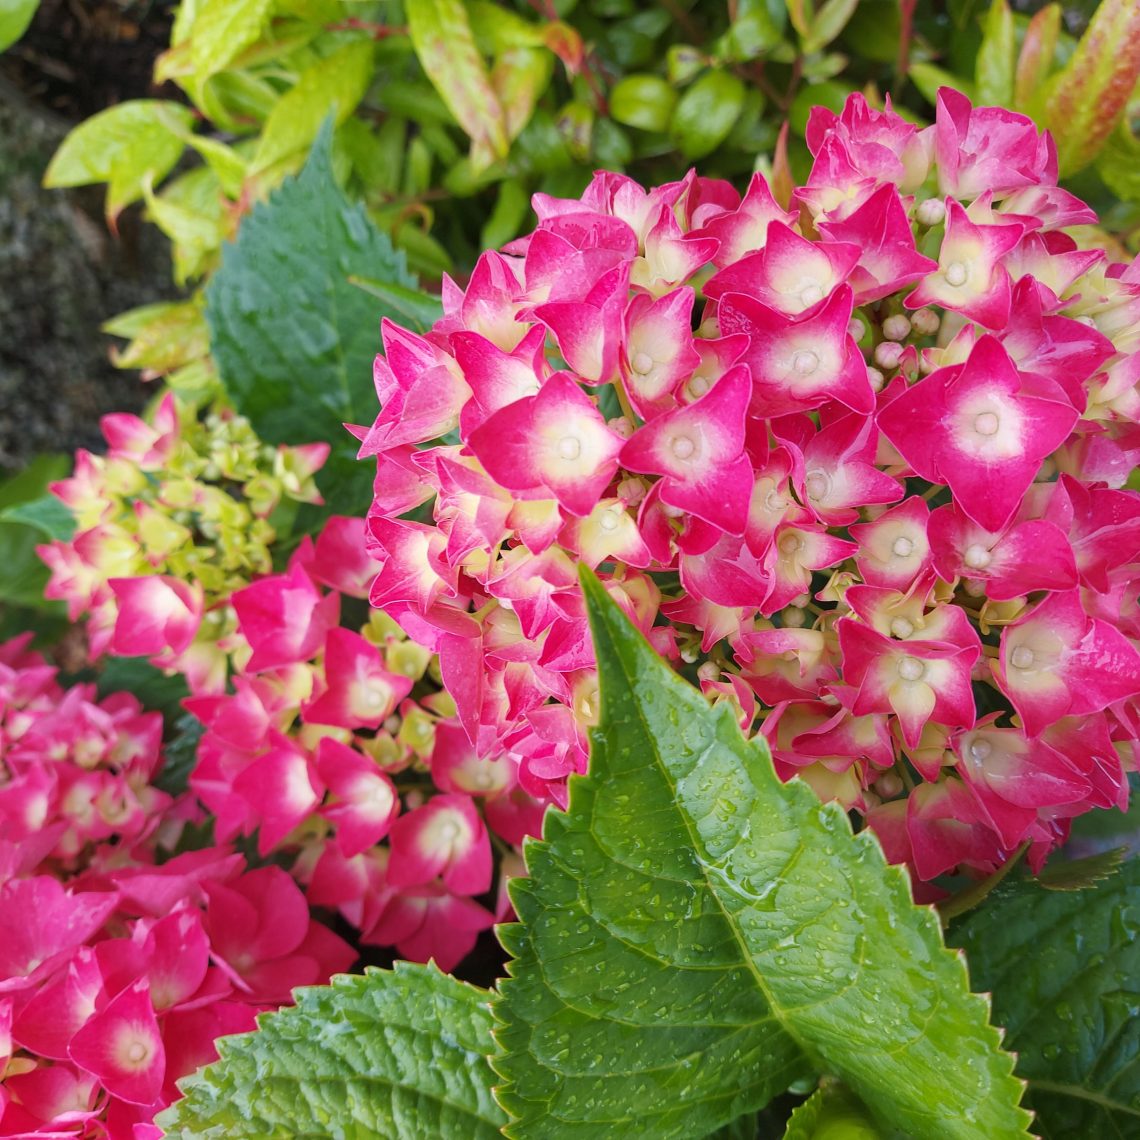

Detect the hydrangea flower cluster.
xmin=37 ymin=394 xmax=327 ymax=692
xmin=0 ymin=635 xmax=354 ymax=1138
xmin=362 ymin=87 xmax=1140 ymax=889
xmin=184 ymin=516 xmax=546 ymax=972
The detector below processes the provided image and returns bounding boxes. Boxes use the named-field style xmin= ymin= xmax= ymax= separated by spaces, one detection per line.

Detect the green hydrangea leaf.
xmin=158 ymin=963 xmax=507 ymax=1139
xmin=783 ymin=1083 xmax=883 ymax=1138
xmin=493 ymin=569 xmax=1031 ymax=1140
xmin=949 ymin=861 xmax=1140 ymax=1137
xmin=205 ymin=121 xmax=425 ymax=514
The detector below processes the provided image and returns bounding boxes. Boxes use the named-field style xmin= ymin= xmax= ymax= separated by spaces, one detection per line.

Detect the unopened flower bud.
xmin=916 ymin=198 xmax=946 ymax=227
xmin=910 ymin=308 xmax=940 ymax=336
xmin=867 ymin=367 xmax=886 ymax=391
xmin=874 ymin=341 xmax=905 ymax=370
xmin=696 ymin=662 xmax=720 ymax=683
xmin=847 ymin=317 xmax=866 ymax=342
xmin=882 ymin=315 xmax=911 ymax=342
xmin=607 ymin=415 xmax=634 ymax=439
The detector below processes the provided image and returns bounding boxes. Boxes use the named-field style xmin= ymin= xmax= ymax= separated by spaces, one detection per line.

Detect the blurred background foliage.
xmin=27 ymin=0 xmax=1140 ymax=295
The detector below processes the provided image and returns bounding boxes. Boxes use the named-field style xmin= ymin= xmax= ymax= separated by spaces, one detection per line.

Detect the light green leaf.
xmin=908 ymin=63 xmax=974 ymax=106
xmin=0 ymin=457 xmax=71 ymax=611
xmin=43 ymin=101 xmax=195 ymax=221
xmin=950 ymin=862 xmax=1140 ymax=1138
xmin=803 ymin=0 xmax=858 ymax=54
xmin=251 ymin=39 xmax=375 ymax=174
xmin=189 ymin=0 xmax=274 ymax=80
xmin=1044 ymin=0 xmax=1140 ymax=175
xmin=493 ymin=569 xmax=1031 ymax=1140
xmin=671 ymin=70 xmax=746 ymax=159
xmin=143 ymin=174 xmax=224 ymax=285
xmin=492 ymin=46 xmax=553 ymax=142
xmin=976 ymin=0 xmax=1015 ymax=108
xmin=407 ymin=0 xmax=509 ymax=172
xmin=1096 ymin=121 xmax=1140 ymax=203
xmin=105 ymin=298 xmax=210 ymax=375
xmin=0 ymin=0 xmax=38 ymax=53
xmin=783 ymin=1083 xmax=883 ymax=1138
xmin=157 ymin=963 xmax=507 ymax=1138
xmin=206 ymin=122 xmax=418 ymax=514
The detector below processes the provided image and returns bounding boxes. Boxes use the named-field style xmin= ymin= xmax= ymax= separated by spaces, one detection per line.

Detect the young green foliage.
xmin=492 ymin=568 xmax=1031 ymax=1140
xmin=950 ymin=861 xmax=1140 ymax=1137
xmin=157 ymin=963 xmax=507 ymax=1139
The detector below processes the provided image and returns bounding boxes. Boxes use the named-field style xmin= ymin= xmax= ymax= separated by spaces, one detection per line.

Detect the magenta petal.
xmin=69 ymin=978 xmax=164 ymax=1106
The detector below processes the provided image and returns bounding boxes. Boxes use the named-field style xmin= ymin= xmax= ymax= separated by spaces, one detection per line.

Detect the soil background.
xmin=0 ymin=0 xmax=180 ymax=472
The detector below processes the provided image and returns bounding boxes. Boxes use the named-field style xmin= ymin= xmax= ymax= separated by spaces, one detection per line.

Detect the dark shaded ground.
xmin=0 ymin=0 xmax=179 ymax=472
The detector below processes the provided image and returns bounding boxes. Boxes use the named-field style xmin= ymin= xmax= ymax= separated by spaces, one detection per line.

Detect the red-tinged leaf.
xmin=771 ymin=119 xmax=794 ymax=210
xmin=407 ymin=0 xmax=510 ymax=172
xmin=1044 ymin=0 xmax=1140 ymax=175
xmin=1014 ymin=3 xmax=1062 ymax=115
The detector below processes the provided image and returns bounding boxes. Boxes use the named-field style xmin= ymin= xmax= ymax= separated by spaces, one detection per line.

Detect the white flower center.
xmin=558 ymin=436 xmax=582 ymax=460
xmin=889 ymin=617 xmax=915 ymax=639
xmin=945 ymin=261 xmax=969 ymax=288
xmin=438 ymin=819 xmax=461 ymax=843
xmin=671 ymin=435 xmax=696 ymax=460
xmin=1010 ymin=645 xmax=1035 ymax=670
xmin=792 ymin=350 xmax=820 ymax=375
xmin=778 ymin=533 xmax=802 ymax=555
xmin=765 ymin=490 xmax=788 ymax=512
xmin=891 ymin=536 xmax=915 ymax=558
xmin=973 ymin=412 xmax=1000 ymax=436
xmin=363 ymin=687 xmax=387 ymax=710
xmin=964 ymin=543 xmax=992 ymax=570
xmin=799 ymin=283 xmax=824 ymax=307
xmin=897 ymin=656 xmax=925 ymax=682
xmin=632 ymin=352 xmax=654 ymax=375
xmin=598 ymin=508 xmax=621 ymax=533
xmin=804 ymin=470 xmax=830 ymax=501
xmin=687 ymin=375 xmax=710 ymax=398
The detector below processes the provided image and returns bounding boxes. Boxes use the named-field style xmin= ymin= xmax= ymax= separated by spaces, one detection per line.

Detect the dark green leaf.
xmin=97 ymin=656 xmax=190 ymax=722
xmin=155 ymin=713 xmax=204 ymax=797
xmin=206 ymin=121 xmax=418 ymax=514
xmin=493 ymin=569 xmax=1031 ymax=1140
xmin=950 ymin=862 xmax=1140 ymax=1138
xmin=0 ymin=495 xmax=77 ymax=542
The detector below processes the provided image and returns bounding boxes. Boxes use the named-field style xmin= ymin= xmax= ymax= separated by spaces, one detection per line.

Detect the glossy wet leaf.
xmin=158 ymin=963 xmax=507 ymax=1139
xmin=492 ymin=569 xmax=1031 ymax=1140
xmin=950 ymin=861 xmax=1140 ymax=1137
xmin=783 ymin=1084 xmax=883 ymax=1138
xmin=206 ymin=122 xmax=420 ymax=513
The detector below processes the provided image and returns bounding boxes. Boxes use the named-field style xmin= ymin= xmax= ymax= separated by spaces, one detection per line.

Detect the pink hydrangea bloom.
xmin=361 ymin=87 xmax=1140 ymax=894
